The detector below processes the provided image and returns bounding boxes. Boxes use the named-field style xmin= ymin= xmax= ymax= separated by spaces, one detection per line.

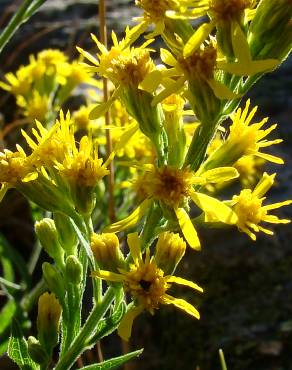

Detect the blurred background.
xmin=0 ymin=1 xmax=292 ymax=369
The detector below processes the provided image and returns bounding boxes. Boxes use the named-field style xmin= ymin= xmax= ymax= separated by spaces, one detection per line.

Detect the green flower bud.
xmin=35 ymin=218 xmax=64 ymax=266
xmin=91 ymin=233 xmax=125 ymax=272
xmin=121 ymin=88 xmax=167 ymax=162
xmin=42 ymin=262 xmax=65 ymax=300
xmin=54 ymin=212 xmax=78 ymax=255
xmin=65 ymin=255 xmax=83 ymax=285
xmin=27 ymin=336 xmax=48 ymax=364
xmin=37 ymin=292 xmax=62 ymax=353
xmin=250 ymin=0 xmax=292 ymax=60
xmin=162 ymin=95 xmax=187 ymax=167
xmin=155 ymin=232 xmax=186 ymax=275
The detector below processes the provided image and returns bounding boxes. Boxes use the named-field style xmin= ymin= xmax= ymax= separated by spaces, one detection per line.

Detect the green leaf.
xmin=8 ymin=320 xmax=38 ymax=370
xmin=79 ymin=349 xmax=143 ymax=370
xmin=0 ymin=233 xmax=31 ymax=286
xmin=0 ymin=299 xmax=16 ymax=334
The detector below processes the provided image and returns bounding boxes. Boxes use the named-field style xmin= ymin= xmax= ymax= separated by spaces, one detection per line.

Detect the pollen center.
xmin=136 ymin=0 xmax=177 ymax=21
xmin=179 ymin=45 xmax=217 ymax=80
xmin=209 ymin=0 xmax=254 ymax=21
xmin=125 ymin=260 xmax=169 ymax=312
xmin=135 ymin=166 xmax=193 ymax=207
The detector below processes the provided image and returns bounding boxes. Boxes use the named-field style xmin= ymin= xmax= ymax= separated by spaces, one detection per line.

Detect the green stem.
xmin=219 ymin=349 xmax=228 ymax=370
xmin=54 ymin=287 xmax=115 ymax=370
xmin=0 ymin=0 xmax=46 ymax=54
xmin=184 ymin=120 xmax=219 ymax=171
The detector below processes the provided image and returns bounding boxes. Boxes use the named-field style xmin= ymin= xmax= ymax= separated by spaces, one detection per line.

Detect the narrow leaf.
xmin=79 ymin=349 xmax=143 ymax=370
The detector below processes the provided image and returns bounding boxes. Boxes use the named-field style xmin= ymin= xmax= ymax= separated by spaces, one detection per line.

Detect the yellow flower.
xmin=92 ymin=232 xmax=203 ymax=341
xmin=77 ymin=29 xmax=155 ymax=90
xmin=22 ymin=111 xmax=75 ymax=168
xmin=105 ymin=164 xmax=239 ymax=250
xmin=204 ymin=99 xmax=284 ymax=169
xmin=0 ymin=146 xmax=38 ymax=201
xmin=154 ymin=41 xmax=240 ymax=106
xmin=55 ymin=135 xmax=109 ymax=188
xmin=16 ymin=90 xmax=50 ymax=121
xmin=0 ymin=65 xmax=32 ymax=96
xmin=231 ymin=172 xmax=292 ymax=240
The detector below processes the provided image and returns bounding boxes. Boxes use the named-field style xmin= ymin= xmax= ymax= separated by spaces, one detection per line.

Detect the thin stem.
xmin=99 ymin=0 xmax=115 ymax=223
xmin=54 ymin=287 xmax=115 ymax=370
xmin=219 ymin=349 xmax=228 ymax=370
xmin=27 ymin=240 xmax=42 ymax=275
xmin=0 ymin=0 xmax=45 ymax=54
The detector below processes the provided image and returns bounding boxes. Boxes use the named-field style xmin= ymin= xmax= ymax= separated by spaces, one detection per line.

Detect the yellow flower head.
xmin=93 ymin=232 xmax=203 ymax=341
xmin=205 ymin=100 xmax=284 ymax=169
xmin=208 ymin=0 xmax=256 ymax=22
xmin=17 ymin=90 xmax=49 ymax=122
xmin=22 ymin=111 xmax=75 ymax=168
xmin=78 ymin=31 xmax=155 ymax=88
xmin=0 ymin=146 xmax=37 ymax=188
xmin=179 ymin=43 xmax=217 ymax=80
xmin=56 ymin=135 xmax=109 ymax=188
xmin=136 ymin=0 xmax=181 ymax=22
xmin=0 ymin=65 xmax=32 ymax=96
xmin=228 ymin=99 xmax=283 ymax=164
xmin=232 ymin=172 xmax=292 ymax=240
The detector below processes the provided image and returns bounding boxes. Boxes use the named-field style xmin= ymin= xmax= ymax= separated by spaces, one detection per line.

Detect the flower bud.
xmin=54 ymin=212 xmax=78 ymax=255
xmin=162 ymin=95 xmax=187 ymax=167
xmin=65 ymin=255 xmax=83 ymax=285
xmin=42 ymin=262 xmax=65 ymax=300
xmin=154 ymin=232 xmax=186 ymax=275
xmin=121 ymin=88 xmax=167 ymax=161
xmin=91 ymin=233 xmax=125 ymax=271
xmin=35 ymin=218 xmax=64 ymax=266
xmin=37 ymin=292 xmax=62 ymax=353
xmin=27 ymin=336 xmax=48 ymax=364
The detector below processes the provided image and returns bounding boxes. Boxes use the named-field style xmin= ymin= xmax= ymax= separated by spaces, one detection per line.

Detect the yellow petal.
xmin=166 ymin=275 xmax=203 ymax=292
xmin=255 ymin=151 xmax=284 ymax=165
xmin=231 ymin=21 xmax=251 ymax=63
xmin=76 ymin=46 xmax=99 ymax=66
xmin=91 ymin=269 xmax=124 ymax=282
xmin=127 ymin=232 xmax=142 ymax=265
xmin=262 ymin=215 xmax=290 ymax=224
xmin=104 ymin=199 xmax=152 ymax=233
xmin=163 ymin=294 xmax=200 ymax=319
xmin=112 ymin=123 xmax=139 ymax=153
xmin=253 ymin=173 xmax=275 ymax=198
xmin=22 ymin=171 xmax=38 ymax=182
xmin=207 ymin=78 xmax=239 ymax=100
xmin=201 ymin=167 xmax=239 ymax=183
xmin=174 ymin=207 xmax=201 ymax=250
xmin=118 ymin=305 xmax=144 ymax=341
xmin=262 ymin=200 xmax=292 ymax=211
xmin=190 ymin=190 xmax=238 ymax=225
xmin=183 ymin=22 xmax=214 ymax=58
xmin=89 ymin=96 xmax=116 ymax=120
xmin=140 ymin=70 xmax=162 ymax=92
xmin=0 ymin=184 xmax=10 ymax=202
xmin=218 ymin=59 xmax=279 ymax=76
xmin=160 ymin=48 xmax=177 ymax=66
xmin=151 ymin=76 xmax=186 ymax=106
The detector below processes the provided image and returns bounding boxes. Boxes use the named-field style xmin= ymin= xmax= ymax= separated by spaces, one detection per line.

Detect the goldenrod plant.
xmin=0 ymin=0 xmax=292 ymax=369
